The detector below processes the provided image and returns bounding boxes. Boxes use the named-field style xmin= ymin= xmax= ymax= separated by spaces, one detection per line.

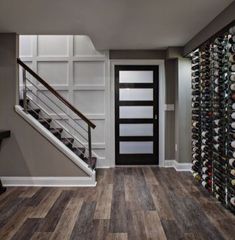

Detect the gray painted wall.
xmin=0 ymin=33 xmax=87 ymax=177
xmin=184 ymin=1 xmax=235 ymax=55
xmin=175 ymin=58 xmax=191 ymax=163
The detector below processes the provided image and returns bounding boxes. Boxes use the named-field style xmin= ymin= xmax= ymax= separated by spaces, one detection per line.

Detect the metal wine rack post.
xmin=191 ymin=49 xmax=202 ymax=182
xmin=227 ymin=26 xmax=235 ymax=213
xmin=211 ymin=35 xmax=228 ymax=206
xmin=200 ymin=45 xmax=213 ymax=192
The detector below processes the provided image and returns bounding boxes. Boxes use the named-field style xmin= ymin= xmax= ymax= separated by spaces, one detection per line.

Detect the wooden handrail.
xmin=17 ymin=58 xmax=96 ymax=129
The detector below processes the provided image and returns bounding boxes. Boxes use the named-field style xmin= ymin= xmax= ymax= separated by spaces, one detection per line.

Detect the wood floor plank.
xmin=161 ymin=219 xmax=184 ymax=240
xmin=126 ymin=209 xmax=148 ymax=240
xmin=38 ymin=190 xmax=72 ymax=232
xmin=49 ymin=194 xmax=83 ymax=240
xmin=143 ymin=211 xmax=167 ymax=240
xmin=0 ymin=206 xmax=31 ymax=240
xmin=11 ymin=218 xmax=41 ymax=240
xmin=109 ymin=168 xmax=127 ymax=233
xmin=143 ymin=167 xmax=159 ymax=185
xmin=0 ymin=196 xmax=25 ymax=228
xmin=148 ymin=184 xmax=175 ymax=220
xmin=94 ymin=183 xmax=113 ymax=219
xmin=69 ymin=201 xmax=97 ymax=240
xmin=28 ymin=188 xmax=62 ymax=218
xmin=31 ymin=232 xmax=52 ymax=240
xmin=19 ymin=187 xmax=41 ymax=198
xmin=133 ymin=168 xmax=156 ymax=211
xmin=105 ymin=233 xmax=128 ymax=240
xmin=25 ymin=187 xmax=51 ymax=207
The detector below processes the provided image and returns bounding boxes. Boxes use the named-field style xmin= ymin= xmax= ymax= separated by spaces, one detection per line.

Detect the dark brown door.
xmin=115 ymin=65 xmax=159 ymax=165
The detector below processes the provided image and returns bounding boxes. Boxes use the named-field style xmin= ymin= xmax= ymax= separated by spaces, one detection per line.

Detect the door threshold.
xmin=115 ymin=165 xmax=159 ymax=168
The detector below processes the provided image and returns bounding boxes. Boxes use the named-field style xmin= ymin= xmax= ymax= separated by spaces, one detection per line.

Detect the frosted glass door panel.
xmin=119 ymin=106 xmax=153 ymax=119
xmin=119 ymin=89 xmax=153 ymax=101
xmin=119 ymin=71 xmax=153 ymax=83
xmin=120 ymin=124 xmax=153 ymax=136
xmin=120 ymin=142 xmax=153 ymax=154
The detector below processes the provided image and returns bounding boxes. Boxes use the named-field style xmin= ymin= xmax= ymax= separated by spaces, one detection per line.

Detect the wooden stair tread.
xmin=61 ymin=138 xmax=74 ymax=145
xmin=83 ymin=157 xmax=97 ymax=170
xmin=49 ymin=128 xmax=63 ymax=134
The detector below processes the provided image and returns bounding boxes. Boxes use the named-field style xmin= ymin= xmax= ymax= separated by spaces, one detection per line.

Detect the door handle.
xmin=155 ymin=114 xmax=158 ymax=120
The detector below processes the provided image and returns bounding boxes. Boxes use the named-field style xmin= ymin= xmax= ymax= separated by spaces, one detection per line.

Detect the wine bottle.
xmin=231 ymin=112 xmax=235 ymax=120
xmin=231 ymin=122 xmax=235 ymax=129
xmin=192 ymin=110 xmax=200 ymax=115
xmin=231 ymin=179 xmax=235 ymax=186
xmin=202 ymin=174 xmax=210 ymax=181
xmin=192 ymin=121 xmax=200 ymax=128
xmin=230 ymin=169 xmax=235 ymax=177
xmin=215 ymin=193 xmax=225 ymax=202
xmin=192 ymin=134 xmax=200 ymax=140
xmin=192 ymin=71 xmax=200 ymax=77
xmin=192 ymin=160 xmax=200 ymax=167
xmin=230 ymin=197 xmax=235 ymax=206
xmin=229 ymin=158 xmax=235 ymax=168
xmin=202 ymin=131 xmax=209 ymax=138
xmin=230 ymin=64 xmax=235 ymax=72
xmin=230 ymin=74 xmax=235 ymax=81
xmin=202 ymin=181 xmax=211 ymax=190
xmin=214 ymin=127 xmax=223 ymax=134
xmin=192 ymin=116 xmax=200 ymax=121
xmin=214 ymin=78 xmax=223 ymax=85
xmin=230 ymin=84 xmax=235 ymax=91
xmin=229 ymin=54 xmax=235 ymax=63
xmin=192 ymin=90 xmax=200 ymax=95
xmin=192 ymin=164 xmax=199 ymax=172
xmin=229 ymin=36 xmax=235 ymax=44
xmin=231 ymin=141 xmax=235 ymax=148
xmin=229 ymin=26 xmax=235 ymax=35
xmin=202 ymin=167 xmax=211 ymax=175
xmin=192 ymin=58 xmax=200 ymax=64
xmin=192 ymin=102 xmax=200 ymax=108
xmin=232 ymin=103 xmax=235 ymax=110
xmin=192 ymin=172 xmax=201 ymax=181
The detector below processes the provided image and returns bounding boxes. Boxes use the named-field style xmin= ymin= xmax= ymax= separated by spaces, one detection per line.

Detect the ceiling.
xmin=0 ymin=0 xmax=233 ymax=50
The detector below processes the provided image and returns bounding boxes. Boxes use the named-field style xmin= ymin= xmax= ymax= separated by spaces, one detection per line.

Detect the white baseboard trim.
xmin=164 ymin=160 xmax=192 ymax=172
xmin=1 ymin=176 xmax=97 ymax=187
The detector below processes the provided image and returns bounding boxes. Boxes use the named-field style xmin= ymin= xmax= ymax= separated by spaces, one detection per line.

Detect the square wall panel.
xmin=74 ymin=91 xmax=105 ymax=114
xmin=19 ymin=35 xmax=34 ymax=57
xmin=74 ymin=62 xmax=105 ymax=85
xmin=37 ymin=90 xmax=69 ymax=114
xmin=37 ymin=62 xmax=68 ymax=85
xmin=74 ymin=119 xmax=105 ymax=143
xmin=37 ymin=35 xmax=69 ymax=57
xmin=73 ymin=35 xmax=104 ymax=56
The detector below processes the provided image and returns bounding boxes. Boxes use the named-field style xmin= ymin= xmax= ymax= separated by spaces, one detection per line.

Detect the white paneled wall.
xmin=19 ymin=35 xmax=109 ymax=167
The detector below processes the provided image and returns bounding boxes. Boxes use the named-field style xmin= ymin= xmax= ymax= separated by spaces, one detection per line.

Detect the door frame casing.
xmin=109 ymin=60 xmax=165 ymax=167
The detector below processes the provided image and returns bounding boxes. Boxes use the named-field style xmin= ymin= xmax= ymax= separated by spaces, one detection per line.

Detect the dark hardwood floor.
xmin=0 ymin=167 xmax=234 ymax=240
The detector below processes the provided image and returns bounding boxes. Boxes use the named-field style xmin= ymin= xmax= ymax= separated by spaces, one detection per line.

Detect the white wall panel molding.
xmin=165 ymin=104 xmax=175 ymax=111
xmin=19 ymin=35 xmax=109 ymax=167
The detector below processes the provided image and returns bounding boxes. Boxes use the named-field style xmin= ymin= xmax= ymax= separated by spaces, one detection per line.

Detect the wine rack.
xmin=191 ymin=49 xmax=201 ymax=182
xmin=191 ymin=25 xmax=235 ymax=214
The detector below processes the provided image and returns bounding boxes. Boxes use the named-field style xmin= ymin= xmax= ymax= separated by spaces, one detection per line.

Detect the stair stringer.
xmin=15 ymin=105 xmax=96 ymax=185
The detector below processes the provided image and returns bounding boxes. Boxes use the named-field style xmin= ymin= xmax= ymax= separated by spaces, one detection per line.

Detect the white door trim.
xmin=109 ymin=60 xmax=166 ymax=167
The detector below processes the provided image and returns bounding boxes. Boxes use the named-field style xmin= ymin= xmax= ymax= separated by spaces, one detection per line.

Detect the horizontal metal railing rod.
xmin=27 ymin=90 xmax=89 ymax=155
xmin=26 ymin=78 xmax=89 ymax=138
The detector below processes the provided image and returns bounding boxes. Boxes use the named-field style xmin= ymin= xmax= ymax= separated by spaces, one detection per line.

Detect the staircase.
xmin=16 ymin=58 xmax=97 ymax=174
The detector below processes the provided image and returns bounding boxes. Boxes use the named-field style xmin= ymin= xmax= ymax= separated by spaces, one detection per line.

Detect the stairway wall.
xmin=0 ymin=33 xmax=87 ymax=177
xmin=19 ymin=35 xmax=109 ymax=167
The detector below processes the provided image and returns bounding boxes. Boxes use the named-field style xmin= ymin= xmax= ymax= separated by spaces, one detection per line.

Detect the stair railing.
xmin=17 ymin=58 xmax=96 ymax=168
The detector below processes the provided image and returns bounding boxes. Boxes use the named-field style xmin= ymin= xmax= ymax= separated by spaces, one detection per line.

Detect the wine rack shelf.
xmin=191 ymin=25 xmax=235 ymax=214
